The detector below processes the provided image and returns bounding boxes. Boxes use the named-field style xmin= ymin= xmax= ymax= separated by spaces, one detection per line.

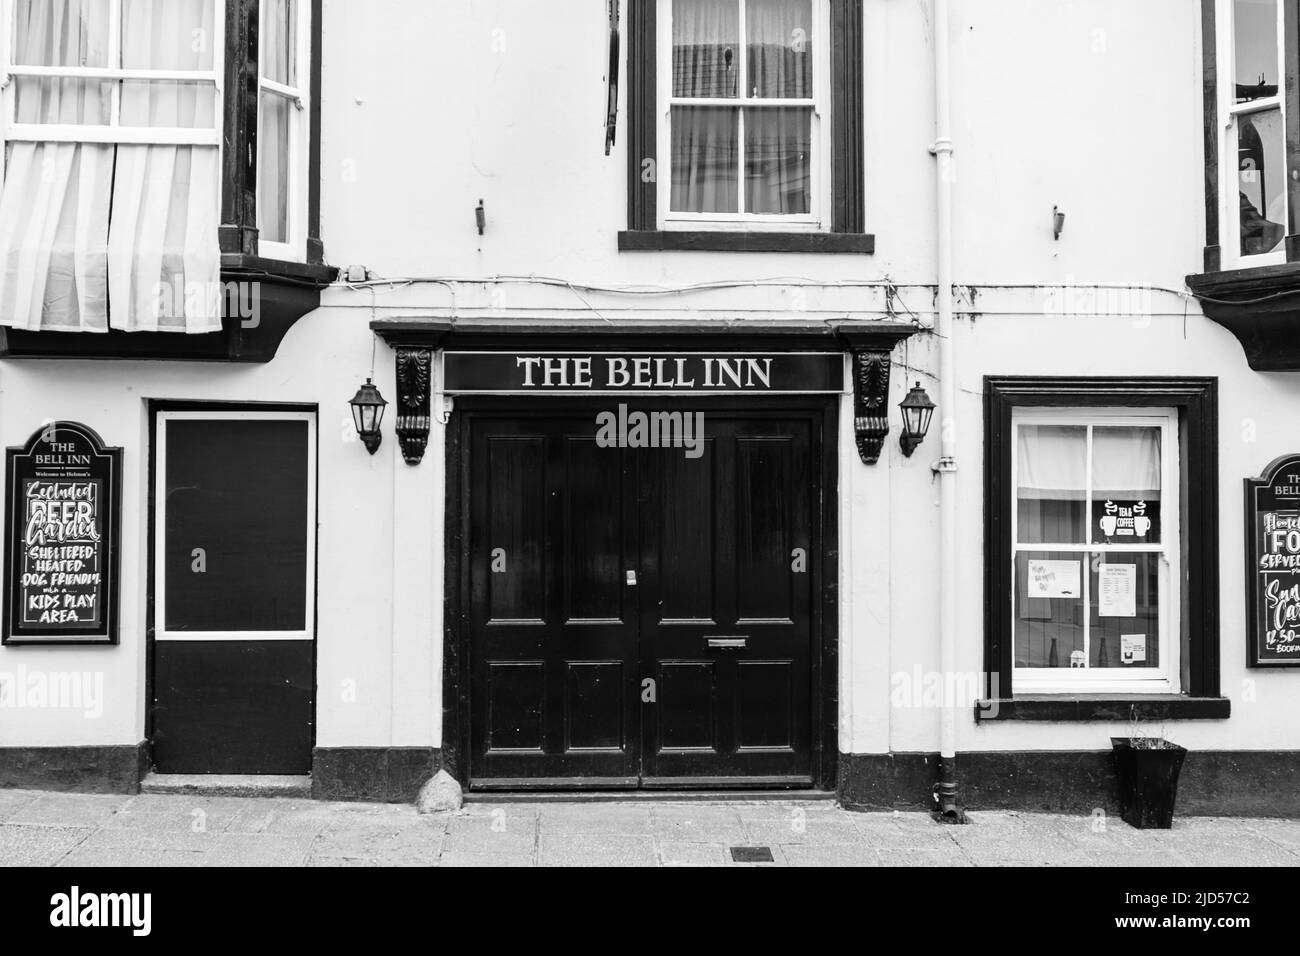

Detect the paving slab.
xmin=537 ymin=833 xmax=657 ymax=867
xmin=658 ymin=841 xmax=730 ymax=866
xmin=537 ymin=805 xmax=656 ymax=835
xmin=0 ymin=823 xmax=92 ymax=866
xmin=7 ymin=793 xmax=133 ymax=827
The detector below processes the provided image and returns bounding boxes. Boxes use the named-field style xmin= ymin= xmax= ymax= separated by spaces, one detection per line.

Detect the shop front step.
xmin=141 ymin=773 xmax=312 ymax=799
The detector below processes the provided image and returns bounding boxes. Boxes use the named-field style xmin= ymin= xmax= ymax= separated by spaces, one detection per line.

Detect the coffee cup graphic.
xmin=1100 ymin=515 xmax=1119 ymax=537
xmin=1134 ymin=516 xmax=1152 ymax=537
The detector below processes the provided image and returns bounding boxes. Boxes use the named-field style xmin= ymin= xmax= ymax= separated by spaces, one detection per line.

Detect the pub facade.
xmin=1 ymin=0 xmax=1298 ymax=816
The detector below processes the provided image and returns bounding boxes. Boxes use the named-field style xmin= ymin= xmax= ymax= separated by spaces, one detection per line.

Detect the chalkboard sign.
xmin=1245 ymin=454 xmax=1300 ymax=668
xmin=3 ymin=423 xmax=121 ymax=646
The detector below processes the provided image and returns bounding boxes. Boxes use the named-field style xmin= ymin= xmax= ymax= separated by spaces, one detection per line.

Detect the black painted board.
xmin=151 ymin=641 xmax=314 ymax=774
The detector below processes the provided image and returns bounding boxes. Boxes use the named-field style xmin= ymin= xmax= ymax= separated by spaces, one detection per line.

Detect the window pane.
xmin=1238 ymin=108 xmax=1286 ymax=256
xmin=746 ymin=0 xmax=811 ymax=98
xmin=1090 ymin=553 xmax=1161 ymax=669
xmin=119 ymin=80 xmax=217 ymax=128
xmin=1017 ymin=425 xmax=1086 ymax=544
xmin=1234 ymin=0 xmax=1279 ymax=100
xmin=13 ymin=77 xmax=112 ymax=124
xmin=164 ymin=420 xmax=310 ymax=633
xmin=670 ymin=105 xmax=738 ymax=212
xmin=259 ymin=91 xmax=292 ymax=243
xmin=11 ymin=0 xmax=111 ymax=67
xmin=745 ymin=106 xmax=810 ymax=213
xmin=1092 ymin=426 xmax=1161 ymax=545
xmin=673 ymin=0 xmax=739 ymax=98
xmin=262 ymin=0 xmax=297 ymax=86
xmin=121 ymin=0 xmax=216 ymax=71
xmin=1015 ymin=551 xmax=1085 ymax=669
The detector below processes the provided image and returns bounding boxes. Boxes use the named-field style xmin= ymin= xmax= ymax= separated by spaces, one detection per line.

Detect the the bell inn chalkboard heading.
xmin=442 ymin=352 xmax=846 ymax=394
xmin=3 ymin=423 xmax=122 ymax=646
xmin=1245 ymin=454 xmax=1300 ymax=668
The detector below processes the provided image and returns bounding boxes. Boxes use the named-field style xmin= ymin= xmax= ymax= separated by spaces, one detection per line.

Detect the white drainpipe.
xmin=931 ymin=0 xmax=964 ymax=821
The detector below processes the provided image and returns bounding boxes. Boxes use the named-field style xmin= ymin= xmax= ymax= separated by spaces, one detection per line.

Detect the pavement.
xmin=2 ymin=789 xmax=1299 ymax=866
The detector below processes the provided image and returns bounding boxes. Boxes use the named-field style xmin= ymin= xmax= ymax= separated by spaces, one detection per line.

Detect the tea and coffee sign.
xmin=3 ymin=423 xmax=121 ymax=646
xmin=1246 ymin=455 xmax=1300 ymax=667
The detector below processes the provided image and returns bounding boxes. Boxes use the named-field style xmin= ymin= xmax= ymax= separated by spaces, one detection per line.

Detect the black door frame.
xmin=443 ymin=394 xmax=840 ymax=792
xmin=145 ymin=400 xmax=320 ymax=774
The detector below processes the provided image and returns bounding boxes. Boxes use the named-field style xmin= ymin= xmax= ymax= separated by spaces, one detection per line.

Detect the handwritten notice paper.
xmin=1245 ymin=456 xmax=1300 ymax=666
xmin=3 ymin=424 xmax=121 ymax=645
xmin=1098 ymin=564 xmax=1137 ymax=618
xmin=1027 ymin=560 xmax=1081 ymax=599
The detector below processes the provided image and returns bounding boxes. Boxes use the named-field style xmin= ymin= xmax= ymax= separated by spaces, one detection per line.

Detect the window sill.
xmin=975 ymin=695 xmax=1231 ymax=722
xmin=1186 ymin=260 xmax=1300 ymax=370
xmin=618 ymin=230 xmax=875 ymax=254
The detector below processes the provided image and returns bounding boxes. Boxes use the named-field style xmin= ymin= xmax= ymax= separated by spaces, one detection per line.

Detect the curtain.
xmin=671 ymin=0 xmax=737 ymax=213
xmin=746 ymin=0 xmax=810 ymax=98
xmin=673 ymin=0 xmax=738 ymax=98
xmin=0 ymin=0 xmax=220 ymax=334
xmin=112 ymin=0 xmax=219 ymax=333
xmin=1092 ymin=427 xmax=1161 ymax=498
xmin=746 ymin=107 xmax=809 ymax=214
xmin=1 ymin=1 xmax=112 ymax=331
xmin=671 ymin=107 xmax=738 ymax=213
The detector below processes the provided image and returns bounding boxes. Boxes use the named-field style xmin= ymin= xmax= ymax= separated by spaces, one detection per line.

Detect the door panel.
xmin=466 ymin=405 xmax=819 ymax=788
xmin=469 ymin=417 xmax=640 ymax=783
xmin=639 ymin=414 xmax=815 ymax=784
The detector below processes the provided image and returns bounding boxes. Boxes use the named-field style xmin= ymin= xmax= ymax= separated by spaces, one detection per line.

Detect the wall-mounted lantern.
xmin=350 ymin=378 xmax=388 ymax=455
xmin=899 ymin=382 xmax=936 ymax=458
xmin=1053 ymin=206 xmax=1066 ymax=240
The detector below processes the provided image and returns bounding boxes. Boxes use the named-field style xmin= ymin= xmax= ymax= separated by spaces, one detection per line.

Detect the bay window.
xmin=982 ymin=379 xmax=1227 ymax=721
xmin=0 ymin=0 xmax=323 ymax=339
xmin=0 ymin=0 xmax=222 ymax=332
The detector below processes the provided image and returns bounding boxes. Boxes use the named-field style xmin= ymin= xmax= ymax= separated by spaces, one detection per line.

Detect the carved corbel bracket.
xmin=395 ymin=347 xmax=433 ymax=466
xmin=852 ymin=348 xmax=892 ymax=465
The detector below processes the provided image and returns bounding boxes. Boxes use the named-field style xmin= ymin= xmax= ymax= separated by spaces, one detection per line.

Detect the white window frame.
xmin=1217 ymin=0 xmax=1288 ymax=269
xmin=0 ymin=0 xmax=224 ymax=158
xmin=257 ymin=0 xmax=311 ymax=262
xmin=154 ymin=410 xmax=317 ymax=644
xmin=657 ymin=0 xmax=831 ymax=232
xmin=1010 ymin=407 xmax=1181 ymax=695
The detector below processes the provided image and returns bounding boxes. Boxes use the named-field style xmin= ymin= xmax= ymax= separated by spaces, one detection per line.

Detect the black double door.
xmin=465 ymin=403 xmax=823 ymax=789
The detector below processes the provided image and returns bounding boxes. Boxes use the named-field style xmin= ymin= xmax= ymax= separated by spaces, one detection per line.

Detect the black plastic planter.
xmin=1111 ymin=738 xmax=1188 ymax=829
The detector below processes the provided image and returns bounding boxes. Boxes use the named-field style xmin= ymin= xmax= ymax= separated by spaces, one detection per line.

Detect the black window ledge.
xmin=1186 ymin=261 xmax=1300 ymax=371
xmin=0 ymin=255 xmax=337 ymax=363
xmin=975 ymin=695 xmax=1231 ymax=722
xmin=619 ymin=230 xmax=875 ymax=254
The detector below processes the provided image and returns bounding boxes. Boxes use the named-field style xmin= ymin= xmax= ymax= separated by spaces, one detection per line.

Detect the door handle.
xmin=706 ymin=636 xmax=748 ymax=650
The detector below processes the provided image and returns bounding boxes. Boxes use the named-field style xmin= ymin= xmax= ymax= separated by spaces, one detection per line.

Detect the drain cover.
xmin=730 ymin=846 xmax=775 ymax=863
